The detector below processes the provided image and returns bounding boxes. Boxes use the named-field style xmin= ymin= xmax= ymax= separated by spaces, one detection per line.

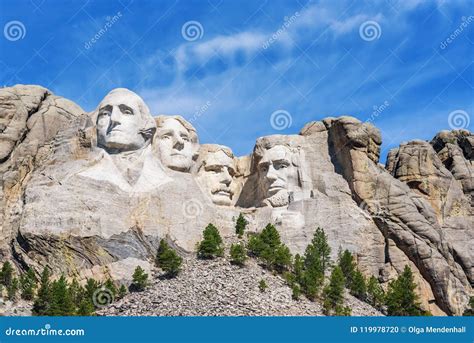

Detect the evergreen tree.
xmin=293 ymin=254 xmax=304 ymax=285
xmin=104 ymin=278 xmax=118 ymax=299
xmin=7 ymin=277 xmax=18 ymax=301
xmin=292 ymin=284 xmax=301 ymax=300
xmin=156 ymin=239 xmax=183 ymax=277
xmin=20 ymin=268 xmax=37 ymax=300
xmin=118 ymin=284 xmax=127 ymax=299
xmin=338 ymin=249 xmax=356 ymax=287
xmin=300 ymin=228 xmax=331 ymax=300
xmin=230 ymin=243 xmax=247 ymax=266
xmin=76 ymin=298 xmax=95 ymax=316
xmin=197 ymin=224 xmax=224 ymax=258
xmin=258 ymin=279 xmax=267 ymax=292
xmin=68 ymin=278 xmax=83 ymax=306
xmin=274 ymin=245 xmax=292 ymax=272
xmin=49 ymin=275 xmax=75 ymax=316
xmin=350 ymin=269 xmax=367 ymax=300
xmin=84 ymin=278 xmax=101 ymax=303
xmin=367 ymin=276 xmax=385 ymax=309
xmin=235 ymin=213 xmax=248 ymax=238
xmin=463 ymin=296 xmax=474 ymax=316
xmin=0 ymin=261 xmax=13 ymax=287
xmin=131 ymin=266 xmax=148 ymax=292
xmin=323 ymin=266 xmax=348 ymax=316
xmin=385 ymin=265 xmax=423 ymax=316
xmin=32 ymin=267 xmax=52 ymax=316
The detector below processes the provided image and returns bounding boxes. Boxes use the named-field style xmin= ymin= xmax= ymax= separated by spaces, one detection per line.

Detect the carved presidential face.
xmin=96 ymin=90 xmax=151 ymax=153
xmin=156 ymin=118 xmax=197 ymax=172
xmin=257 ymin=145 xmax=299 ymax=207
xmin=196 ymin=150 xmax=235 ymax=206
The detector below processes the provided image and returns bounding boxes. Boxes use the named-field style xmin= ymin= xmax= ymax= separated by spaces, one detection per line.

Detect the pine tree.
xmin=235 ymin=213 xmax=248 ymax=238
xmin=20 ymin=268 xmax=37 ymax=300
xmin=274 ymin=245 xmax=292 ymax=272
xmin=0 ymin=261 xmax=13 ymax=287
xmin=350 ymin=269 xmax=367 ymax=300
xmin=131 ymin=266 xmax=148 ymax=292
xmin=7 ymin=277 xmax=18 ymax=301
xmin=258 ymin=279 xmax=267 ymax=292
xmin=367 ymin=275 xmax=385 ymax=309
xmin=463 ymin=296 xmax=474 ymax=316
xmin=118 ymin=284 xmax=127 ymax=299
xmin=385 ymin=265 xmax=423 ymax=316
xmin=293 ymin=254 xmax=304 ymax=285
xmin=77 ymin=298 xmax=95 ymax=316
xmin=197 ymin=224 xmax=224 ymax=259
xmin=32 ymin=267 xmax=52 ymax=316
xmin=84 ymin=278 xmax=100 ymax=304
xmin=49 ymin=275 xmax=75 ymax=316
xmin=156 ymin=239 xmax=183 ymax=277
xmin=104 ymin=278 xmax=118 ymax=299
xmin=323 ymin=266 xmax=348 ymax=316
xmin=230 ymin=243 xmax=247 ymax=266
xmin=247 ymin=224 xmax=291 ymax=271
xmin=292 ymin=284 xmax=301 ymax=300
xmin=338 ymin=249 xmax=356 ymax=287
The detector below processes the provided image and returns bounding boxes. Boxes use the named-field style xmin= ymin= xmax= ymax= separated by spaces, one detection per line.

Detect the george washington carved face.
xmin=96 ymin=88 xmax=155 ymax=154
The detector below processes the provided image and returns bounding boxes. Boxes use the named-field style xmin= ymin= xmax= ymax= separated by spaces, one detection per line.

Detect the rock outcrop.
xmin=0 ymin=85 xmax=472 ymax=315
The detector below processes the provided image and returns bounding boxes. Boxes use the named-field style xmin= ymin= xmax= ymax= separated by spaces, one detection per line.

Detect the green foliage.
xmin=463 ymin=296 xmax=474 ymax=316
xmin=230 ymin=243 xmax=247 ymax=266
xmin=7 ymin=277 xmax=19 ymax=301
xmin=156 ymin=239 xmax=183 ymax=277
xmin=349 ymin=269 xmax=367 ymax=300
xmin=49 ymin=275 xmax=75 ymax=316
xmin=32 ymin=268 xmax=52 ymax=316
xmin=20 ymin=268 xmax=37 ymax=300
xmin=323 ymin=266 xmax=349 ymax=316
xmin=104 ymin=278 xmax=118 ymax=298
xmin=247 ymin=224 xmax=292 ymax=272
xmin=0 ymin=261 xmax=13 ymax=287
xmin=258 ymin=279 xmax=268 ymax=292
xmin=131 ymin=266 xmax=148 ymax=292
xmin=293 ymin=254 xmax=304 ymax=285
xmin=338 ymin=249 xmax=356 ymax=287
xmin=367 ymin=276 xmax=385 ymax=309
xmin=197 ymin=224 xmax=224 ymax=259
xmin=118 ymin=284 xmax=128 ymax=299
xmin=77 ymin=298 xmax=95 ymax=316
xmin=292 ymin=284 xmax=301 ymax=300
xmin=385 ymin=265 xmax=423 ymax=316
xmin=235 ymin=213 xmax=248 ymax=238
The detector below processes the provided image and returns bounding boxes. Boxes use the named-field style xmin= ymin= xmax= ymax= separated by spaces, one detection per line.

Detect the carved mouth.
xmin=213 ymin=190 xmax=231 ymax=197
xmin=268 ymin=185 xmax=285 ymax=192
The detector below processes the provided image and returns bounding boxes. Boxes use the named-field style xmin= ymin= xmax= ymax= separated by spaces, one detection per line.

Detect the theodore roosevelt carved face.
xmin=96 ymin=88 xmax=155 ymax=154
xmin=194 ymin=145 xmax=235 ymax=206
xmin=155 ymin=116 xmax=198 ymax=172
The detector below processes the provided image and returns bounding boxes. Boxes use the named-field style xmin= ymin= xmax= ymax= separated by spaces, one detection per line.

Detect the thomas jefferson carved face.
xmin=257 ymin=145 xmax=299 ymax=207
xmin=96 ymin=89 xmax=154 ymax=154
xmin=156 ymin=117 xmax=198 ymax=172
xmin=195 ymin=148 xmax=235 ymax=206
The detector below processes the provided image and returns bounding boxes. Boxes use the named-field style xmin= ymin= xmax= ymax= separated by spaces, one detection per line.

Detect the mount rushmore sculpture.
xmin=0 ymin=85 xmax=472 ymax=315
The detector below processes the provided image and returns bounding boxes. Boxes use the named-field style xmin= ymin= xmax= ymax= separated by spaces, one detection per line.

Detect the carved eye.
xmin=123 ymin=109 xmax=133 ymax=115
xmin=99 ymin=110 xmax=111 ymax=117
xmin=161 ymin=134 xmax=171 ymax=140
xmin=275 ymin=162 xmax=289 ymax=170
xmin=259 ymin=165 xmax=269 ymax=173
xmin=181 ymin=135 xmax=190 ymax=142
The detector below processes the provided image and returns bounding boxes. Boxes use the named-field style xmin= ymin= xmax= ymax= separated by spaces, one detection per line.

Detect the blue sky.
xmin=1 ymin=0 xmax=473 ymax=162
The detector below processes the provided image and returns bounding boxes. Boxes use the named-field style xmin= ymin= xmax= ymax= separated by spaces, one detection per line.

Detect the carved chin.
xmin=265 ymin=190 xmax=289 ymax=207
xmin=164 ymin=156 xmax=192 ymax=172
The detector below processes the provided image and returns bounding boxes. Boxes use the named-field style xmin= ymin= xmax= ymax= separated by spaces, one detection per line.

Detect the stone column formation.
xmin=0 ymin=86 xmax=472 ymax=315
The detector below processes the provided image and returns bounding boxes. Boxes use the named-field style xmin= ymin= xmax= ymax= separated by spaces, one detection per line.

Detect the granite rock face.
xmin=0 ymin=85 xmax=471 ymax=315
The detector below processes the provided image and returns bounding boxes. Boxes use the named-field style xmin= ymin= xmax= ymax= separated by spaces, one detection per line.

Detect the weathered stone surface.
xmin=0 ymin=85 xmax=471 ymax=316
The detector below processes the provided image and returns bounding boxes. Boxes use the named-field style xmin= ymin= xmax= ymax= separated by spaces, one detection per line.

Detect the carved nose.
xmin=220 ymin=168 xmax=232 ymax=185
xmin=173 ymin=138 xmax=184 ymax=150
xmin=266 ymin=165 xmax=278 ymax=181
xmin=110 ymin=106 xmax=122 ymax=124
